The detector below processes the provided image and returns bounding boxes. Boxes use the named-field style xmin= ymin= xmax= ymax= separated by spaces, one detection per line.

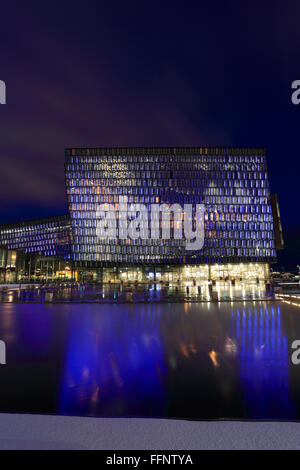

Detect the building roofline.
xmin=65 ymin=146 xmax=266 ymax=157
xmin=0 ymin=214 xmax=70 ymax=230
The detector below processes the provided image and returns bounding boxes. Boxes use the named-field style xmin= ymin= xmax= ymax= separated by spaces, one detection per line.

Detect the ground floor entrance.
xmin=0 ymin=247 xmax=270 ymax=284
xmin=84 ymin=263 xmax=270 ymax=284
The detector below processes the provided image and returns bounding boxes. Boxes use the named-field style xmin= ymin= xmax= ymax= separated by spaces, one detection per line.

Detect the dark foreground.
xmin=0 ymin=300 xmax=299 ymax=420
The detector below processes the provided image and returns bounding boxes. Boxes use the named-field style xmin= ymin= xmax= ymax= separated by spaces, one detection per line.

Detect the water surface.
xmin=0 ymin=301 xmax=299 ymax=420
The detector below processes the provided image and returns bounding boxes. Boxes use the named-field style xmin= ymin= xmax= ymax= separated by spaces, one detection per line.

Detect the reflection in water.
xmin=208 ymin=350 xmax=219 ymax=368
xmin=59 ymin=305 xmax=167 ymax=417
xmin=234 ymin=304 xmax=295 ymax=419
xmin=0 ymin=301 xmax=299 ymax=419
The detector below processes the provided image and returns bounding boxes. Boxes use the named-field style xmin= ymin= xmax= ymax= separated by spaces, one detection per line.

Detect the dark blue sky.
xmin=0 ymin=1 xmax=299 ymax=268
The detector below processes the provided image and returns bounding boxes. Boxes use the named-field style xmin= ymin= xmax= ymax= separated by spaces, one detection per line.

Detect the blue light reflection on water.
xmin=0 ymin=301 xmax=299 ymax=419
xmin=233 ymin=303 xmax=296 ymax=419
xmin=58 ymin=304 xmax=168 ymax=417
xmin=57 ymin=301 xmax=298 ymax=419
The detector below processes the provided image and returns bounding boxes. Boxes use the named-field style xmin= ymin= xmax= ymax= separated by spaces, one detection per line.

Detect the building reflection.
xmin=0 ymin=301 xmax=297 ymax=419
xmin=156 ymin=302 xmax=296 ymax=420
xmin=233 ymin=304 xmax=296 ymax=419
xmin=58 ymin=305 xmax=167 ymax=417
xmin=58 ymin=302 xmax=298 ymax=419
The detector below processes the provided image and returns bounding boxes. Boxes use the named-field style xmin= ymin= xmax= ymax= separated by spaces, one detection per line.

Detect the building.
xmin=0 ymin=215 xmax=72 ymax=282
xmin=0 ymin=147 xmax=283 ymax=283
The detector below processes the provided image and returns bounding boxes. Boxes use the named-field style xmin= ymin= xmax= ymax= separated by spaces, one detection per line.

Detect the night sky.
xmin=0 ymin=1 xmax=299 ymax=269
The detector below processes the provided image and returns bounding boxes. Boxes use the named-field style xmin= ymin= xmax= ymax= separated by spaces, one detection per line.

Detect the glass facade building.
xmin=0 ymin=215 xmax=71 ymax=257
xmin=0 ymin=216 xmax=72 ymax=282
xmin=0 ymin=147 xmax=283 ymax=283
